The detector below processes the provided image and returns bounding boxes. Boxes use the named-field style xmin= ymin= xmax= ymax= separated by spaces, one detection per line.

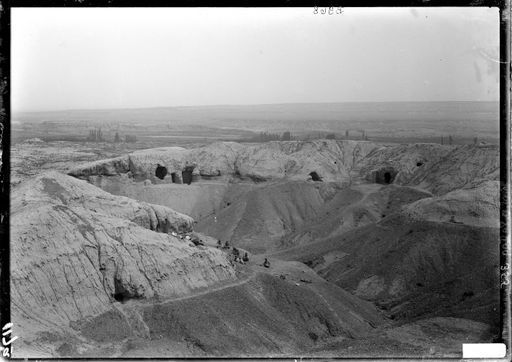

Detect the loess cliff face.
xmin=68 ymin=140 xmax=380 ymax=184
xmin=68 ymin=140 xmax=499 ymax=195
xmin=11 ymin=172 xmax=237 ymax=353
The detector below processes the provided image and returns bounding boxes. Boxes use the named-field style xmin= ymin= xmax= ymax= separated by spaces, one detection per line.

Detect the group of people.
xmin=232 ymin=247 xmax=249 ymax=264
xmin=216 ymin=239 xmax=271 ymax=268
xmin=217 ymin=240 xmax=231 ymax=249
xmin=216 ymin=239 xmax=250 ymax=265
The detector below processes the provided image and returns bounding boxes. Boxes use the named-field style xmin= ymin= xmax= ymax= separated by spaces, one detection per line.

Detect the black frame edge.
xmin=0 ymin=0 xmax=12 ymax=357
xmin=499 ymin=0 xmax=512 ymax=358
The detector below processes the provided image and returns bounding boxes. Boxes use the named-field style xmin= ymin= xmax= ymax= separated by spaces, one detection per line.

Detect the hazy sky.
xmin=12 ymin=7 xmax=499 ymax=112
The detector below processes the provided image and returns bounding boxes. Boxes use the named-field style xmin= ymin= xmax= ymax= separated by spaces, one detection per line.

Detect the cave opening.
xmin=182 ymin=166 xmax=195 ymax=185
xmin=309 ymin=171 xmax=323 ymax=182
xmin=155 ymin=164 xmax=168 ymax=180
xmin=113 ymin=292 xmax=127 ymax=303
xmin=375 ymin=167 xmax=397 ymax=184
xmin=171 ymin=172 xmax=177 ymax=183
xmin=113 ymin=278 xmax=130 ymax=303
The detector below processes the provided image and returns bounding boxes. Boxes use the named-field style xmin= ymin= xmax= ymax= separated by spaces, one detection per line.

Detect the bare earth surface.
xmin=10 ymin=139 xmax=500 ymax=358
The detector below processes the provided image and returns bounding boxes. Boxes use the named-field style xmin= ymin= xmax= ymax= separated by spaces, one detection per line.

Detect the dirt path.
xmin=121 ymin=263 xmax=257 ymax=309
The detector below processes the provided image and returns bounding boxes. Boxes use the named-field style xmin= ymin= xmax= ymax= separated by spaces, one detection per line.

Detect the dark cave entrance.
xmin=171 ymin=172 xmax=178 ymax=183
xmin=113 ymin=278 xmax=130 ymax=303
xmin=309 ymin=171 xmax=323 ymax=182
xmin=113 ymin=292 xmax=127 ymax=303
xmin=375 ymin=167 xmax=397 ymax=184
xmin=155 ymin=164 xmax=168 ymax=180
xmin=182 ymin=166 xmax=195 ymax=185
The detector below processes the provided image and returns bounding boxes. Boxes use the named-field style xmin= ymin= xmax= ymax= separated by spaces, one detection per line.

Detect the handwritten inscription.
xmin=313 ymin=7 xmax=344 ymax=15
xmin=1 ymin=323 xmax=19 ymax=358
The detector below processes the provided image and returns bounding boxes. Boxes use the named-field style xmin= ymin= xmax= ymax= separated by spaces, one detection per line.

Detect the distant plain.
xmin=12 ymin=101 xmax=500 ymax=147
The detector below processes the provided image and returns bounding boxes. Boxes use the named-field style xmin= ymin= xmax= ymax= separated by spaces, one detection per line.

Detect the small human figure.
xmin=232 ymin=247 xmax=240 ymax=258
xmin=263 ymin=258 xmax=270 ymax=268
xmin=242 ymin=252 xmax=249 ymax=262
xmin=224 ymin=240 xmax=230 ymax=249
xmin=217 ymin=240 xmax=222 ymax=248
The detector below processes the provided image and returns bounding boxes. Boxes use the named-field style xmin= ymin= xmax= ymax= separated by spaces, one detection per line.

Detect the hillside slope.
xmin=11 ymin=172 xmax=237 ymax=356
xmin=196 ymin=181 xmax=340 ymax=254
xmin=273 ymin=181 xmax=500 ymax=330
xmin=12 ymin=171 xmax=391 ymax=358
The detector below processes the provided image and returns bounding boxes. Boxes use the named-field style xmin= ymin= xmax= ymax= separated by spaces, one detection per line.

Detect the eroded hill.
xmin=12 ymin=139 xmax=500 ymax=357
xmin=68 ymin=140 xmax=498 ymax=194
xmin=12 ymin=171 xmax=389 ymax=358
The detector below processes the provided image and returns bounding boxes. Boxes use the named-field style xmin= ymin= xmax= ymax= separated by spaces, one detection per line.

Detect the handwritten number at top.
xmin=313 ymin=7 xmax=344 ymax=15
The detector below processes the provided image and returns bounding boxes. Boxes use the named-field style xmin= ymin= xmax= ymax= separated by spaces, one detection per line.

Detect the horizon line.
xmin=12 ymin=99 xmax=500 ymax=114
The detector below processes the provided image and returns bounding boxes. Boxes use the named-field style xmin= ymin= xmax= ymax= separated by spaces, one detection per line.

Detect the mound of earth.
xmin=276 ymin=181 xmax=500 ymax=331
xmin=11 ymin=172 xmax=237 ymax=356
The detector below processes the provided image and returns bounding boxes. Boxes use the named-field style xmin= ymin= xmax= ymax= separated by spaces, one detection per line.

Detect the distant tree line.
xmin=247 ymin=131 xmax=295 ymax=142
xmin=441 ymin=135 xmax=481 ymax=146
xmin=440 ymin=135 xmax=456 ymax=145
xmin=315 ymin=130 xmax=369 ymax=141
xmin=87 ymin=128 xmax=104 ymax=142
xmin=242 ymin=129 xmax=482 ymax=145
xmin=87 ymin=129 xmax=137 ymax=143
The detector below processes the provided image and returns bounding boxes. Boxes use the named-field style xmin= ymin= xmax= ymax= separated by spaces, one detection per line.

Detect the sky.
xmin=11 ymin=7 xmax=499 ymax=112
